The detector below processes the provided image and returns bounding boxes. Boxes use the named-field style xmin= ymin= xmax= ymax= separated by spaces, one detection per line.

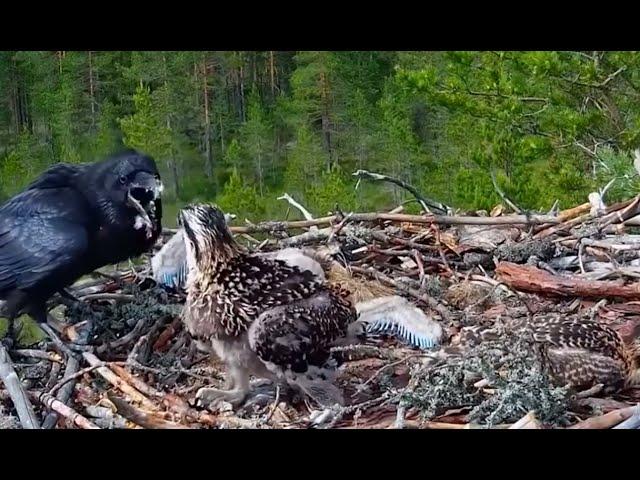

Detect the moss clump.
xmin=66 ymin=285 xmax=181 ymax=343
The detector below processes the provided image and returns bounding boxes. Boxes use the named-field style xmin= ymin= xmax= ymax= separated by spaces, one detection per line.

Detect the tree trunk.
xmin=88 ymin=51 xmax=97 ymax=129
xmin=162 ymin=53 xmax=181 ymax=199
xmin=201 ymin=58 xmax=214 ymax=180
xmin=319 ymin=71 xmax=334 ymax=168
xmin=269 ymin=51 xmax=276 ymax=96
xmin=239 ymin=52 xmax=246 ymax=123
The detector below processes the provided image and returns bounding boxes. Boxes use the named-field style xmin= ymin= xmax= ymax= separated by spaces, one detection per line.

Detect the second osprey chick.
xmin=179 ymin=203 xmax=357 ymax=408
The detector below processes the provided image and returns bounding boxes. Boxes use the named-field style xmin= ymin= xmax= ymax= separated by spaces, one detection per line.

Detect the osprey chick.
xmin=179 ymin=204 xmax=357 ymax=408
xmin=457 ymin=315 xmax=640 ymax=392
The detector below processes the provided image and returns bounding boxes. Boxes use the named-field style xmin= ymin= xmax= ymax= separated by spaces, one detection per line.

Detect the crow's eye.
xmin=119 ymin=175 xmax=127 ymax=185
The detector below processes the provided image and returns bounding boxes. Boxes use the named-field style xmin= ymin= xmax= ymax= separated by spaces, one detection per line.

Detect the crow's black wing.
xmin=0 ymin=187 xmax=90 ymax=293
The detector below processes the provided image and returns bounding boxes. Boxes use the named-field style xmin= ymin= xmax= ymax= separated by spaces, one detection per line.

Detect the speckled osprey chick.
xmin=457 ymin=314 xmax=640 ymax=392
xmin=179 ymin=203 xmax=357 ymax=408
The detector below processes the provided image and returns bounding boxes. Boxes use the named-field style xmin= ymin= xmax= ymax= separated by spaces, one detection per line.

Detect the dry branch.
xmin=569 ymin=405 xmax=637 ymax=429
xmin=228 ymin=212 xmax=561 ymax=234
xmin=0 ymin=345 xmax=40 ymax=429
xmin=353 ymin=169 xmax=451 ymax=214
xmin=42 ymin=356 xmax=80 ymax=429
xmin=82 ymin=352 xmax=157 ymax=411
xmin=34 ymin=391 xmax=99 ymax=429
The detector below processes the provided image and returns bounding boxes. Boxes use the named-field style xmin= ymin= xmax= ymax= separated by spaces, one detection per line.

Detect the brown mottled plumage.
xmin=179 ymin=204 xmax=357 ymax=408
xmin=457 ymin=314 xmax=640 ymax=392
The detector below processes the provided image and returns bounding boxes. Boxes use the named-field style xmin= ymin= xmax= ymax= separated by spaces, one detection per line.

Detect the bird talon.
xmin=1 ymin=335 xmax=15 ymax=350
xmin=195 ymin=387 xmax=247 ymax=409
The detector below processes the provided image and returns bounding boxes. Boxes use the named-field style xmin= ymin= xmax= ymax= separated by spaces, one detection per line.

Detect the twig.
xmin=152 ymin=317 xmax=182 ymax=352
xmin=49 ymin=362 xmax=106 ymax=396
xmin=508 ymin=411 xmax=541 ymax=429
xmin=80 ymin=293 xmax=135 ymax=302
xmin=42 ymin=356 xmax=80 ymax=429
xmin=33 ymin=391 xmax=99 ymax=429
xmin=262 ymin=385 xmax=281 ymax=426
xmin=612 ymin=404 xmax=640 ymax=429
xmin=12 ymin=349 xmax=64 ymax=363
xmin=82 ymin=352 xmax=158 ymax=411
xmin=84 ymin=405 xmax=130 ymax=429
xmin=0 ymin=345 xmax=40 ymax=429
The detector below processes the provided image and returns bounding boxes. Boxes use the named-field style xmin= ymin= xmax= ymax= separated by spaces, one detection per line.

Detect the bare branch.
xmin=353 ymin=169 xmax=451 ymax=215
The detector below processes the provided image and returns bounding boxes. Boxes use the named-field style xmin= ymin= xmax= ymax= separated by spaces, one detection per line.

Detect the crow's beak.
xmin=127 ymin=172 xmax=162 ymax=238
xmin=130 ymin=172 xmax=163 ymax=202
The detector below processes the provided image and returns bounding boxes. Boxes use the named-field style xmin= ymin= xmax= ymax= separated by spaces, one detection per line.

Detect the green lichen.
xmin=403 ymin=330 xmax=570 ymax=427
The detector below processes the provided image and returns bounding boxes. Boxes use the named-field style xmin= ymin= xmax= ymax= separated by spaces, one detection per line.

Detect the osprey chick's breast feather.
xmin=180 ymin=204 xmax=357 ymax=407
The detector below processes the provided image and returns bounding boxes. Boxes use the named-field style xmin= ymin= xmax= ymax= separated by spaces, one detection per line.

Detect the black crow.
xmin=0 ymin=149 xmax=163 ymax=346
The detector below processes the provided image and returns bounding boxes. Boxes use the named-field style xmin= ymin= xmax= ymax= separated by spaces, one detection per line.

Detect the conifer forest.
xmin=2 ymin=51 xmax=640 ymax=430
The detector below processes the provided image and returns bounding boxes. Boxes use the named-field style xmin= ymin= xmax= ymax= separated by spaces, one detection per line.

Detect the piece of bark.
xmin=496 ymin=261 xmax=640 ymax=300
xmin=107 ymin=393 xmax=188 ymax=429
xmin=152 ymin=317 xmax=182 ymax=352
xmin=0 ymin=345 xmax=40 ymax=429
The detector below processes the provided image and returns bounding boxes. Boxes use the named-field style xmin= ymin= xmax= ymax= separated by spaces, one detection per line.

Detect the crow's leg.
xmin=57 ymin=288 xmax=81 ymax=303
xmin=1 ymin=315 xmax=19 ymax=349
xmin=29 ymin=304 xmax=87 ymax=355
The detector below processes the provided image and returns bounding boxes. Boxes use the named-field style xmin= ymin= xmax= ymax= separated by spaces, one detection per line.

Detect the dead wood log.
xmin=569 ymin=405 xmax=637 ymax=429
xmin=33 ymin=391 xmax=99 ymax=429
xmin=0 ymin=345 xmax=40 ymax=429
xmin=495 ymin=262 xmax=640 ymax=300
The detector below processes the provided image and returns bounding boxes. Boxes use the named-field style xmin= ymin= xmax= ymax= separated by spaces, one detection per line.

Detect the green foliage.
xmin=3 ymin=51 xmax=640 ymax=221
xmin=119 ymin=83 xmax=171 ymax=160
xmin=306 ymin=165 xmax=356 ymax=215
xmin=216 ymin=167 xmax=265 ymax=219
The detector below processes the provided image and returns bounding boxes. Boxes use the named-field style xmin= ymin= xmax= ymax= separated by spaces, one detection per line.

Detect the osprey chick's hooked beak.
xmin=127 ymin=172 xmax=163 ymax=238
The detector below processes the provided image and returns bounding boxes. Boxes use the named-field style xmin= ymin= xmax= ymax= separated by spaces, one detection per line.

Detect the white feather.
xmin=355 ymin=295 xmax=444 ymax=349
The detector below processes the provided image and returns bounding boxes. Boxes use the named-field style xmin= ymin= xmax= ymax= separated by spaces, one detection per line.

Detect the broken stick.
xmin=0 ymin=345 xmax=40 ymax=429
